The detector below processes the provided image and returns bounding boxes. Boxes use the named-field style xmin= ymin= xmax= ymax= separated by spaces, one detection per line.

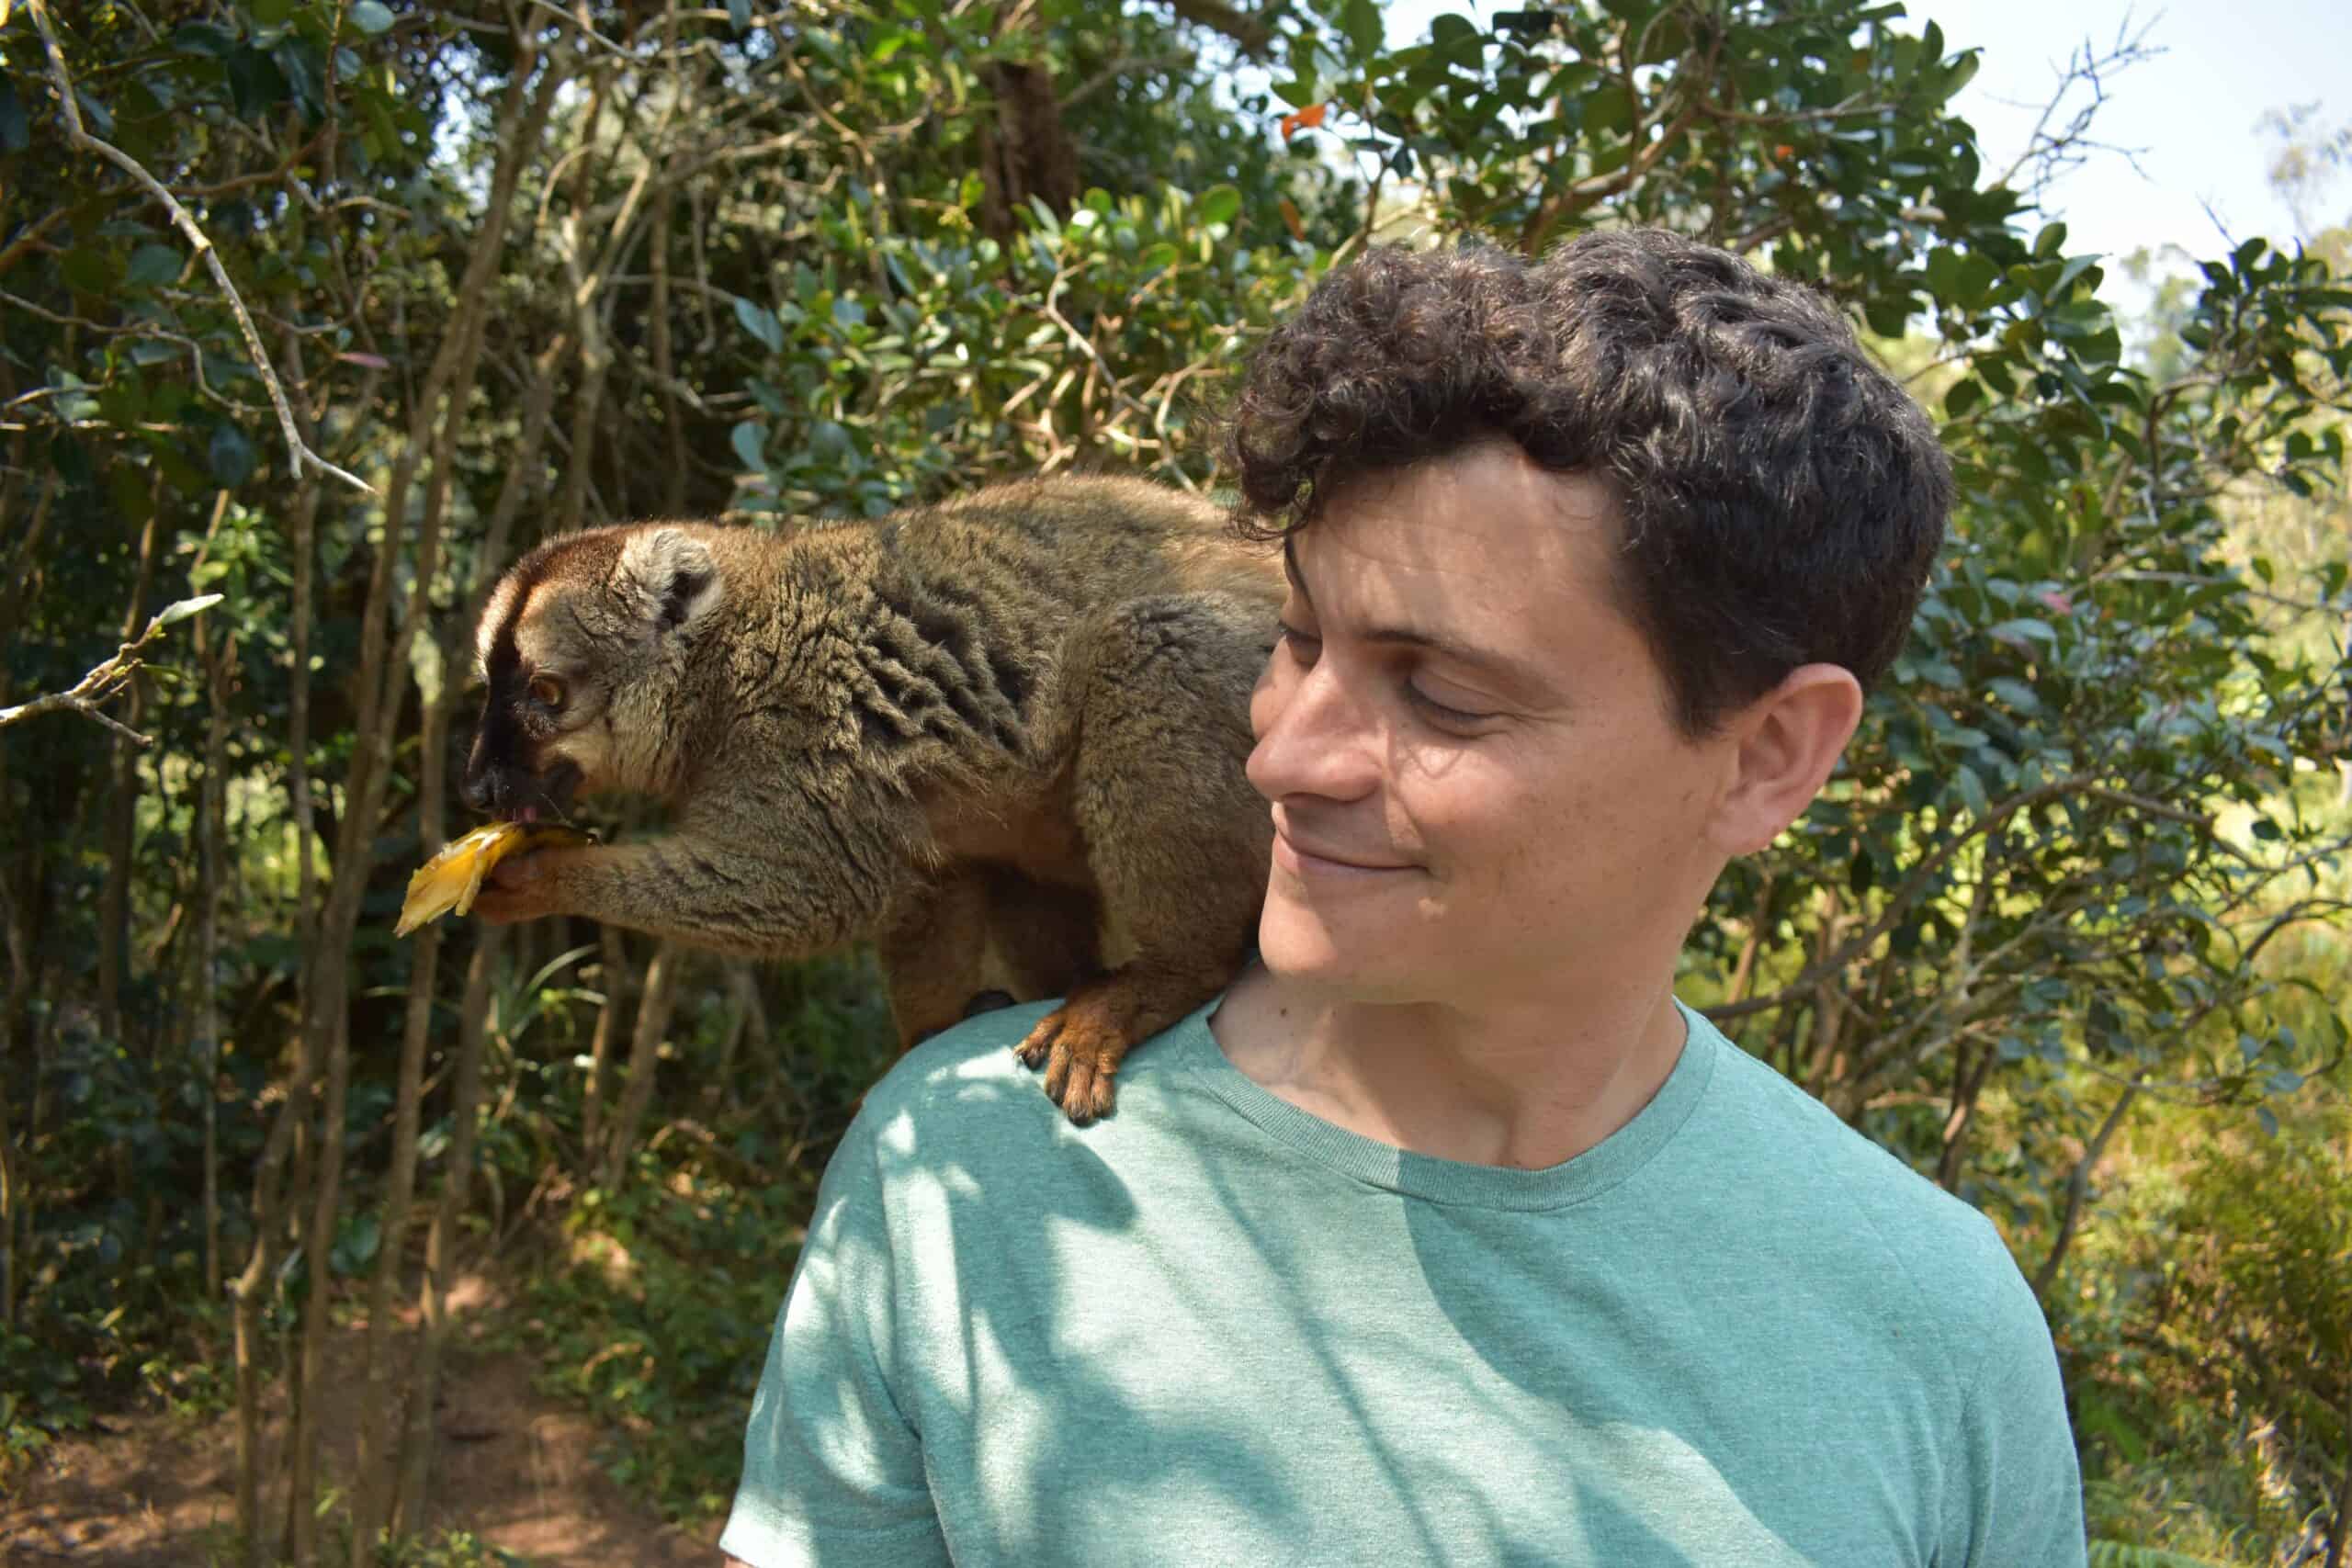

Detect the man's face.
xmin=1246 ymin=441 xmax=1739 ymax=1006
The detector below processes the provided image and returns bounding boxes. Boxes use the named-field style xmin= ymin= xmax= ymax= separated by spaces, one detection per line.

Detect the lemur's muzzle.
xmin=462 ymin=749 xmax=582 ymax=823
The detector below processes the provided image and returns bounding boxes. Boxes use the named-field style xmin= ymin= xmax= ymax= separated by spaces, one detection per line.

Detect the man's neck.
xmin=1209 ymin=960 xmax=1691 ymax=1171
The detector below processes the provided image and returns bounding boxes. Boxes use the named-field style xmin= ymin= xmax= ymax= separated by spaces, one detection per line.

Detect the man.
xmin=720 ymin=231 xmax=2087 ymax=1567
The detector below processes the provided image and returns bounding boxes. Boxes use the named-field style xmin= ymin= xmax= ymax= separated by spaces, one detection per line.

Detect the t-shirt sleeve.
xmin=1942 ymin=1224 xmax=2088 ymax=1568
xmin=719 ymin=1112 xmax=951 ymax=1568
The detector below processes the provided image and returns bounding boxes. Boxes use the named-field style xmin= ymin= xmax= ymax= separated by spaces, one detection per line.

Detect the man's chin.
xmin=1255 ymin=906 xmax=1422 ymax=999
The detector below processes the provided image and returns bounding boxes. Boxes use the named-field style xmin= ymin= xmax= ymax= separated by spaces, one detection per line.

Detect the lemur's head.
xmin=462 ymin=524 xmax=724 ymax=821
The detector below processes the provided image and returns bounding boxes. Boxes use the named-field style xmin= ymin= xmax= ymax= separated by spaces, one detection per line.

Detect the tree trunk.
xmin=232 ymin=1060 xmax=303 ymax=1568
xmin=1936 ymin=1043 xmax=1996 ymax=1192
xmin=348 ymin=318 xmax=571 ymax=1568
xmin=2324 ymin=1386 xmax=2352 ymax=1568
xmin=600 ymin=940 xmax=684 ymax=1190
xmin=288 ymin=1010 xmax=353 ymax=1568
xmin=581 ymin=925 xmax=630 ymax=1165
xmin=2032 ymin=1076 xmax=2144 ymax=1299
xmin=392 ymin=932 xmax=502 ymax=1537
xmin=198 ymin=626 xmax=233 ymax=1299
xmin=96 ymin=493 xmax=164 ymax=1055
xmin=976 ymin=6 xmax=1078 ymax=241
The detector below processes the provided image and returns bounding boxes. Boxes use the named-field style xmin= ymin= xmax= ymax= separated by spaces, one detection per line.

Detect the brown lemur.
xmin=460 ymin=475 xmax=1281 ymax=1122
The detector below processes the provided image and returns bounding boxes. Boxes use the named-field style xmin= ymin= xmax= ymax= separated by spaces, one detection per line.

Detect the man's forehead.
xmin=1300 ymin=450 xmax=1615 ymax=597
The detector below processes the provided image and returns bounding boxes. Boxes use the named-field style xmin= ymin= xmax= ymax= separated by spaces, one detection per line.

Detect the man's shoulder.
xmin=1685 ymin=1011 xmax=2030 ymax=1332
xmin=853 ymin=1000 xmax=1064 ymax=1138
xmin=847 ymin=998 xmax=1216 ymax=1168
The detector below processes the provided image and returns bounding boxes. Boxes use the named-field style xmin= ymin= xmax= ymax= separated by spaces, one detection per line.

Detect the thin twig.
xmin=0 ymin=594 xmax=223 ymax=743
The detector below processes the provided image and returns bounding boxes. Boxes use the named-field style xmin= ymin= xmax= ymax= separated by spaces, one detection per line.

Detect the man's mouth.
xmin=1272 ymin=828 xmax=1416 ymax=877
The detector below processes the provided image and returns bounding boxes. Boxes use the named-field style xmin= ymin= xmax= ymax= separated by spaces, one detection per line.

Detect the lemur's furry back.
xmin=462 ymin=476 xmax=1282 ymax=1121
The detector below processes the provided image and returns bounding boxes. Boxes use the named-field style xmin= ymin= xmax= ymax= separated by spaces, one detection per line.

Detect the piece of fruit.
xmin=395 ymin=822 xmax=592 ymax=937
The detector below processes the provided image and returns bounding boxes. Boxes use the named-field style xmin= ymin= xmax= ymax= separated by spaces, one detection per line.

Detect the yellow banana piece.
xmin=395 ymin=821 xmax=592 ymax=937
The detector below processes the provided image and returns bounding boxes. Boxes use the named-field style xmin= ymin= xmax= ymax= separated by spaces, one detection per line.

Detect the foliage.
xmin=0 ymin=0 xmax=2346 ymax=1559
xmin=493 ymin=952 xmax=889 ymax=1524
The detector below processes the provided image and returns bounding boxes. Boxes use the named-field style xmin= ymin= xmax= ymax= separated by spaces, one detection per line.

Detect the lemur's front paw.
xmin=1015 ymin=988 xmax=1134 ymax=1125
xmin=469 ymin=847 xmax=575 ymax=924
xmin=1019 ymin=961 xmax=1222 ymax=1125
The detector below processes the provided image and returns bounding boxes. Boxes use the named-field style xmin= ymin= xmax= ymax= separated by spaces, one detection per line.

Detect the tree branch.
xmin=1160 ymin=0 xmax=1277 ymax=59
xmin=2031 ymin=1072 xmax=2145 ymax=1298
xmin=25 ymin=0 xmax=376 ymax=497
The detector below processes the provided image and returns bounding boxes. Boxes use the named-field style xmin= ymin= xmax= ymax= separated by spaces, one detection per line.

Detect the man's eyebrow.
xmin=1361 ymin=624 xmax=1555 ymax=697
xmin=1282 ymin=535 xmax=1556 ymax=699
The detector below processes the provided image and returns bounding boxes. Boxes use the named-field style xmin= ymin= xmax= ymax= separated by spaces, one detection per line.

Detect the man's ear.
xmin=613 ymin=527 xmax=722 ymax=634
xmin=1709 ymin=663 xmax=1864 ymax=857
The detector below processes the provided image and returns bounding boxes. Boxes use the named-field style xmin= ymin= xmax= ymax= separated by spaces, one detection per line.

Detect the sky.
xmin=1374 ymin=0 xmax=2352 ymax=299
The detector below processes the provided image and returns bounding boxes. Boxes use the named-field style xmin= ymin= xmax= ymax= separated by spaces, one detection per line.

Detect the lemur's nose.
xmin=461 ymin=731 xmax=503 ymax=815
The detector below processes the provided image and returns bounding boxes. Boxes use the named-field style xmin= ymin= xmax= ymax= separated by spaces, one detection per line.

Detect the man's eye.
xmin=528 ymin=675 xmax=567 ymax=710
xmin=1407 ymin=684 xmax=1491 ymax=727
xmin=1277 ymin=622 xmax=1321 ymax=658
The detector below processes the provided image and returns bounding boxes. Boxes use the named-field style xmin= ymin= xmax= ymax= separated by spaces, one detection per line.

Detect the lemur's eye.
xmin=528 ymin=674 xmax=566 ymax=711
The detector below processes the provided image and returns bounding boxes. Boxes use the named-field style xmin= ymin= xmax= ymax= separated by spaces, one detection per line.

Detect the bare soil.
xmin=1 ymin=1277 xmax=720 ymax=1567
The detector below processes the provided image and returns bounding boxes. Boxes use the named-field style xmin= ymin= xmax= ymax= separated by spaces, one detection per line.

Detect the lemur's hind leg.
xmin=983 ymin=866 xmax=1102 ymax=1000
xmin=879 ymin=868 xmax=992 ymax=1051
xmin=1015 ymin=594 xmax=1272 ymax=1122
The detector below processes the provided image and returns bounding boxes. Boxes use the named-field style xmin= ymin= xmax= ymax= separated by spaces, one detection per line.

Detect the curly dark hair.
xmin=1224 ymin=230 xmax=1951 ymax=736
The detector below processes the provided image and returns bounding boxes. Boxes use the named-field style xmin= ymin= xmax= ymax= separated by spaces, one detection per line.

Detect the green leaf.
xmin=1942 ymin=378 xmax=1981 ymax=418
xmin=0 ymin=78 xmax=28 ymax=155
xmin=1340 ymin=0 xmax=1383 ymax=61
xmin=330 ymin=1213 xmax=381 ymax=1276
xmin=729 ymin=422 xmax=767 ymax=472
xmin=349 ymin=1 xmax=395 ymax=36
xmin=732 ymin=296 xmax=786 ymax=354
xmin=1985 ymin=677 xmax=2041 ymax=713
xmin=74 ymin=88 xmax=116 ymax=139
xmin=153 ymin=593 xmax=225 ymax=630
xmin=1985 ymin=617 xmax=2056 ymax=646
xmin=1197 ymin=185 xmax=1242 ymax=227
xmin=175 ymin=22 xmax=239 ymax=57
xmin=126 ymin=244 xmax=183 ymax=288
xmin=226 ymin=46 xmax=290 ymax=119
xmin=1952 ymin=763 xmax=1989 ymax=821
xmin=1270 ymin=77 xmax=1318 ymax=109
xmin=275 ymin=39 xmax=326 ymax=118
xmin=209 ymin=422 xmax=257 ymax=488
xmin=1937 ymin=50 xmax=1981 ymax=102
xmin=1430 ymin=12 xmax=1480 ymax=50
xmin=60 ymin=247 xmax=117 ymax=296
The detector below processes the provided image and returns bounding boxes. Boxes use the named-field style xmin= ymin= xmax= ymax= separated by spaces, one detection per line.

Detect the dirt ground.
xmin=1 ymin=1277 xmax=721 ymax=1567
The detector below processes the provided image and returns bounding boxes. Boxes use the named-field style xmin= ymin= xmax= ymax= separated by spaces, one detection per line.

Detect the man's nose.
xmin=1246 ymin=657 xmax=1381 ymax=805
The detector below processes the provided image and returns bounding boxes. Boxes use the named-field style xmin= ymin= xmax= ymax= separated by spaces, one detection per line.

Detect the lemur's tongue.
xmin=517 ymin=805 xmax=540 ymax=824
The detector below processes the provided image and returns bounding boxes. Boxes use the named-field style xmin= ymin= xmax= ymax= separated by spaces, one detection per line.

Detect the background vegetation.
xmin=1 ymin=0 xmax=2346 ymax=1562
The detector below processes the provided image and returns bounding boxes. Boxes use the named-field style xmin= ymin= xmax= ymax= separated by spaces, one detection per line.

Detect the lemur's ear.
xmin=614 ymin=527 xmax=722 ymax=635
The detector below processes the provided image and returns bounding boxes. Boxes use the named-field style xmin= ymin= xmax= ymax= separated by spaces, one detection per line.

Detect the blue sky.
xmin=1375 ymin=0 xmax=2350 ymax=291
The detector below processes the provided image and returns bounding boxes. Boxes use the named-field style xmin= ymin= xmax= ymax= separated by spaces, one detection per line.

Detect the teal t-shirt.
xmin=722 ymin=998 xmax=2085 ymax=1567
